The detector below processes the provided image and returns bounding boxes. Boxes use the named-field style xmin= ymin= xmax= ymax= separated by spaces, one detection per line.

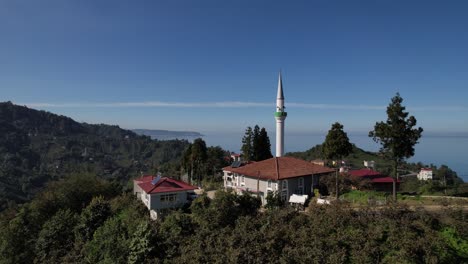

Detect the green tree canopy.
xmin=369 ymin=93 xmax=423 ymax=200
xmin=322 ymin=122 xmax=353 ymax=162
xmin=182 ymin=138 xmax=208 ymax=185
xmin=242 ymin=125 xmax=273 ymax=161
xmin=241 ymin=126 xmax=253 ymax=161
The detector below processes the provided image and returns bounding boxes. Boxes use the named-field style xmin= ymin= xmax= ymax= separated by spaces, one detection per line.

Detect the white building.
xmin=417 ymin=168 xmax=433 ymax=181
xmin=223 ymin=73 xmax=334 ymax=205
xmin=133 ymin=175 xmax=197 ymax=216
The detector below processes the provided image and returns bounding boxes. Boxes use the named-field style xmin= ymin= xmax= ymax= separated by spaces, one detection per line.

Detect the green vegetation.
xmin=241 ymin=125 xmax=273 ymax=161
xmin=0 ymin=102 xmax=191 ymax=211
xmin=322 ymin=122 xmax=353 ymax=198
xmin=340 ymin=190 xmax=388 ymax=205
xmin=369 ymin=93 xmax=423 ymax=200
xmin=182 ymin=138 xmax=230 ymax=186
xmin=1 ymin=177 xmax=467 ymax=263
xmin=322 ymin=122 xmax=353 ymax=163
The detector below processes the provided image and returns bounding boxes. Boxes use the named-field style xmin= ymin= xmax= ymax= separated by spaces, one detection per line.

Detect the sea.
xmin=151 ymin=132 xmax=468 ymax=182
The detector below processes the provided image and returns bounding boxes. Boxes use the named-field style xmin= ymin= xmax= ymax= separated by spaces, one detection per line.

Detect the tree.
xmin=128 ymin=221 xmax=155 ymax=264
xmin=205 ymin=146 xmax=230 ymax=180
xmin=255 ymin=128 xmax=273 ymax=161
xmin=83 ymin=216 xmax=129 ymax=263
xmin=182 ymin=138 xmax=208 ymax=185
xmin=369 ymin=93 xmax=423 ymax=201
xmin=322 ymin=122 xmax=353 ymax=198
xmin=242 ymin=125 xmax=273 ymax=162
xmin=34 ymin=209 xmax=78 ymax=263
xmin=76 ymin=196 xmax=112 ymax=242
xmin=241 ymin=127 xmax=253 ymax=161
xmin=252 ymin=125 xmax=260 ymax=160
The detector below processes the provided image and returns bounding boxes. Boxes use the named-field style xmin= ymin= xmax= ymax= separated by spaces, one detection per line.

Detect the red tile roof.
xmin=371 ymin=177 xmax=399 ymax=183
xmin=348 ymin=169 xmax=382 ymax=177
xmin=223 ymin=157 xmax=334 ymax=180
xmin=348 ymin=169 xmax=400 ymax=183
xmin=135 ymin=176 xmax=197 ymax=194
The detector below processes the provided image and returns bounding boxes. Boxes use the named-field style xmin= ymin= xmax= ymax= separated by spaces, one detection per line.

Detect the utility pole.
xmin=335 ymin=160 xmax=339 ymax=199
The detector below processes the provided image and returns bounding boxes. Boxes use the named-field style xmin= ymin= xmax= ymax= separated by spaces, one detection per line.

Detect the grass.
xmin=340 ymin=190 xmax=388 ymax=205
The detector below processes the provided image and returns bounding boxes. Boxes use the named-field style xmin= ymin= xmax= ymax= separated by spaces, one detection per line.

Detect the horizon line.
xmin=16 ymin=101 xmax=468 ymax=112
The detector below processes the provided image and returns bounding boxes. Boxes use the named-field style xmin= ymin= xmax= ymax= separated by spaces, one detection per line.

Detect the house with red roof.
xmin=223 ymin=156 xmax=335 ymax=204
xmin=133 ymin=175 xmax=198 ymax=212
xmin=347 ymin=169 xmax=400 ymax=193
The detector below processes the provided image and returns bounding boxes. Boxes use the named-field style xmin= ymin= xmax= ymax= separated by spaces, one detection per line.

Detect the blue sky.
xmin=1 ymin=0 xmax=468 ymax=135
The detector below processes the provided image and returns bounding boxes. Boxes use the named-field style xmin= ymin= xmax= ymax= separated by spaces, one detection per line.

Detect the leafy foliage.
xmin=369 ymin=93 xmax=423 ymax=199
xmin=1 ymin=175 xmax=467 ymax=263
xmin=34 ymin=209 xmax=78 ymax=263
xmin=322 ymin=122 xmax=353 ymax=162
xmin=182 ymin=139 xmax=230 ymax=186
xmin=0 ymin=101 xmax=190 ymax=210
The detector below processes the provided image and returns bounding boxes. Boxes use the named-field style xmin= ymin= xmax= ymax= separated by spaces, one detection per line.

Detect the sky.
xmin=1 ymin=0 xmax=468 ymax=135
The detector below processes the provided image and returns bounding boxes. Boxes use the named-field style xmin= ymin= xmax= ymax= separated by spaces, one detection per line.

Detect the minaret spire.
xmin=274 ymin=71 xmax=287 ymax=157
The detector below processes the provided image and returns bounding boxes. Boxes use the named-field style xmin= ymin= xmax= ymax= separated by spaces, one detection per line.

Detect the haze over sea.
xmin=151 ymin=132 xmax=468 ymax=182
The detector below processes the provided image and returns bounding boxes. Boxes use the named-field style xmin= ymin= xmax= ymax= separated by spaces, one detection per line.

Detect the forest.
xmin=1 ymin=101 xmax=467 ymax=263
xmin=0 ymin=174 xmax=466 ymax=263
xmin=0 ymin=101 xmax=190 ymax=210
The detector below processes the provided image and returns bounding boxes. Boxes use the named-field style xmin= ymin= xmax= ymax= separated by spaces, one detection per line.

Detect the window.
xmin=160 ymin=194 xmax=177 ymax=203
xmin=267 ymin=180 xmax=272 ymax=189
xmin=281 ymin=180 xmax=288 ymax=200
xmin=241 ymin=175 xmax=245 ymax=185
xmin=298 ymin=177 xmax=304 ymax=195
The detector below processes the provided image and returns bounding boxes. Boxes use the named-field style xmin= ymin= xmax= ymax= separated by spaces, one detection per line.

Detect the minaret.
xmin=275 ymin=72 xmax=287 ymax=157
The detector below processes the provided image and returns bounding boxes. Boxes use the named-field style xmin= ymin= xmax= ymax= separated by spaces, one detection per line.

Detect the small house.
xmin=417 ymin=168 xmax=433 ymax=181
xmin=348 ymin=169 xmax=400 ymax=193
xmin=133 ymin=175 xmax=197 ymax=214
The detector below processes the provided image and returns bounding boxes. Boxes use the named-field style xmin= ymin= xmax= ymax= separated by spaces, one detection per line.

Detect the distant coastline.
xmin=133 ymin=129 xmax=203 ymax=139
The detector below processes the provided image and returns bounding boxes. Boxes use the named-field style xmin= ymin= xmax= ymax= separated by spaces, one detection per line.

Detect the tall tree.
xmin=322 ymin=122 xmax=353 ymax=198
xmin=252 ymin=125 xmax=260 ymax=160
xmin=205 ymin=146 xmax=230 ymax=179
xmin=190 ymin=138 xmax=208 ymax=185
xmin=256 ymin=128 xmax=273 ymax=161
xmin=241 ymin=127 xmax=253 ymax=161
xmin=369 ymin=93 xmax=423 ymax=201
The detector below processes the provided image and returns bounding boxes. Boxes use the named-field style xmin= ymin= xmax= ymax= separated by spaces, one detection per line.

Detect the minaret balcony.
xmin=274 ymin=112 xmax=288 ymax=117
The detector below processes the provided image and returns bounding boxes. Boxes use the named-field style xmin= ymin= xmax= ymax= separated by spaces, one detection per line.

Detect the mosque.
xmin=223 ymin=73 xmax=334 ymax=205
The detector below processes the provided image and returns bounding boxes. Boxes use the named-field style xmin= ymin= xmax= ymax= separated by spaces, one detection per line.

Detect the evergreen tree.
xmin=182 ymin=138 xmax=208 ymax=185
xmin=242 ymin=125 xmax=273 ymax=162
xmin=322 ymin=122 xmax=353 ymax=161
xmin=322 ymin=122 xmax=353 ymax=198
xmin=241 ymin=127 xmax=253 ymax=161
xmin=369 ymin=93 xmax=423 ymax=201
xmin=257 ymin=128 xmax=273 ymax=161
xmin=252 ymin=125 xmax=261 ymax=160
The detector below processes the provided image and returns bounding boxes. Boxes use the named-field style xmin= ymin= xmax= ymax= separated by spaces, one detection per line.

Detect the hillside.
xmin=286 ymin=144 xmax=394 ymax=173
xmin=286 ymin=143 xmax=465 ymax=189
xmin=133 ymin=129 xmax=203 ymax=139
xmin=0 ymin=102 xmax=190 ymax=210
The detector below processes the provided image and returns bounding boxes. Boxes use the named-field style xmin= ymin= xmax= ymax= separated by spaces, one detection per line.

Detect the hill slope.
xmin=0 ymin=102 xmax=189 ymax=210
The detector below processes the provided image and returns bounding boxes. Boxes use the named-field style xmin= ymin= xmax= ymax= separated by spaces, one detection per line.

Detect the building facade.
xmin=417 ymin=168 xmax=433 ymax=181
xmin=223 ymin=156 xmax=334 ymax=204
xmin=133 ymin=175 xmax=197 ymax=212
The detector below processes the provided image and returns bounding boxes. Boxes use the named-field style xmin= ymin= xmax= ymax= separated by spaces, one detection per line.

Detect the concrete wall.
xmin=149 ymin=191 xmax=191 ymax=211
xmin=223 ymin=169 xmax=331 ymax=204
